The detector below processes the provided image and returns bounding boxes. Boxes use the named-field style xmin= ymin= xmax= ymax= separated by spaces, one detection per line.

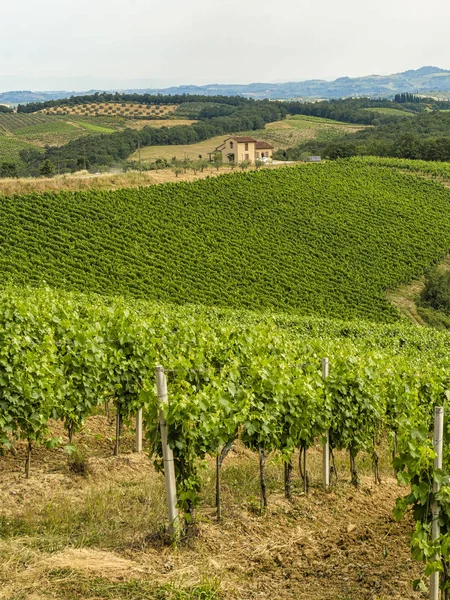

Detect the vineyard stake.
xmin=430 ymin=406 xmax=444 ymax=600
xmin=216 ymin=454 xmax=221 ymax=521
xmin=114 ymin=408 xmax=122 ymax=456
xmin=156 ymin=365 xmax=179 ymax=540
xmin=322 ymin=358 xmax=330 ymax=489
xmin=135 ymin=409 xmax=143 ymax=453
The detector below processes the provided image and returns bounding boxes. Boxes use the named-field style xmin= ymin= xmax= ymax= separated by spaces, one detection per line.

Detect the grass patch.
xmin=362 ymin=107 xmax=414 ymax=117
xmin=134 ymin=135 xmax=227 ymax=162
xmin=74 ymin=120 xmax=116 ymax=134
xmin=0 ymin=476 xmax=167 ymax=552
xmin=46 ymin=573 xmax=221 ymax=600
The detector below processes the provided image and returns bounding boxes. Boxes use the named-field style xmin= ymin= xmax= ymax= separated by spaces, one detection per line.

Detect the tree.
xmin=213 ymin=153 xmax=223 ymax=171
xmin=0 ymin=161 xmax=18 ymax=178
xmin=39 ymin=160 xmax=56 ymax=177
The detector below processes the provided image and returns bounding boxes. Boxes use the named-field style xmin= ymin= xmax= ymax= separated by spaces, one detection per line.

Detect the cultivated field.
xmin=0 ymin=133 xmax=42 ymax=162
xmin=362 ymin=107 xmax=414 ymax=117
xmin=40 ymin=102 xmax=178 ymax=118
xmin=1 ymin=162 xmax=450 ymax=321
xmin=2 ymin=157 xmax=450 ymax=597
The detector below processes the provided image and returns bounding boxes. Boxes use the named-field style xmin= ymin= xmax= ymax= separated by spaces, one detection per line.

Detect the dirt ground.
xmin=0 ymin=416 xmax=424 ymax=600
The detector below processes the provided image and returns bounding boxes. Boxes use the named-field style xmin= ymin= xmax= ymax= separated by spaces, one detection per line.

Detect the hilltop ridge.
xmin=2 ymin=66 xmax=450 ymax=104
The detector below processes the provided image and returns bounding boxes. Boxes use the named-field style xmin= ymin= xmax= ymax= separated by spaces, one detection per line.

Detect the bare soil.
xmin=0 ymin=415 xmax=424 ymax=600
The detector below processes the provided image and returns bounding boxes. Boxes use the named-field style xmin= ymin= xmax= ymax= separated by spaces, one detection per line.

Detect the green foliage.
xmin=2 ymin=284 xmax=450 ymax=573
xmin=279 ymin=107 xmax=450 ymax=162
xmin=39 ymin=159 xmax=55 ymax=176
xmin=1 ymin=163 xmax=450 ymax=322
xmin=421 ymin=268 xmax=450 ymax=314
xmin=0 ymin=161 xmax=18 ymax=178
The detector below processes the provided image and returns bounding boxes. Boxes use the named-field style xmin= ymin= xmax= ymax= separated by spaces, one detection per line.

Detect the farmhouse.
xmin=211 ymin=136 xmax=274 ymax=164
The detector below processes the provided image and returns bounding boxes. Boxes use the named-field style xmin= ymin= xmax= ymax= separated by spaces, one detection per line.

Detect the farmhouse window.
xmin=230 ymin=141 xmax=234 ymax=148
xmin=245 ymin=153 xmax=249 ymax=160
xmin=245 ymin=143 xmax=249 ymax=151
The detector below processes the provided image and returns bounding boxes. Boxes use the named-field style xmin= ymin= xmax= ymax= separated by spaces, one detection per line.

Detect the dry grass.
xmin=0 ymin=414 xmax=425 ymax=600
xmin=0 ymin=164 xmax=296 ymax=196
xmin=132 ymin=135 xmax=228 ymax=162
xmin=0 ymin=171 xmax=156 ymax=195
xmin=125 ymin=119 xmax=197 ymax=130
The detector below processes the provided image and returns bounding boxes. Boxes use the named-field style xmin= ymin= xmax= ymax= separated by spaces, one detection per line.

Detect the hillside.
xmin=131 ymin=115 xmax=363 ymax=162
xmin=0 ymin=111 xmax=196 ymax=166
xmin=2 ymin=162 xmax=450 ymax=321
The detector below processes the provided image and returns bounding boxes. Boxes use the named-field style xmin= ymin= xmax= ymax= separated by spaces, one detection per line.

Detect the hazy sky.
xmin=1 ymin=0 xmax=450 ymax=91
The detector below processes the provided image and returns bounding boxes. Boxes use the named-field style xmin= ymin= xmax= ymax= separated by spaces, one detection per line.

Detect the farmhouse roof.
xmin=227 ymin=136 xmax=258 ymax=143
xmin=255 ymin=141 xmax=274 ymax=149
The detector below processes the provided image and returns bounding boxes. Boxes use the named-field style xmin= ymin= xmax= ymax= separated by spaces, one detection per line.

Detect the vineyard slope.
xmin=2 ymin=162 xmax=450 ymax=321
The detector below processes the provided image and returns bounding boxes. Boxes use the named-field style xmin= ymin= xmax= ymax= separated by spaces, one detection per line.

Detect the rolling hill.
xmin=1 ymin=161 xmax=450 ymax=322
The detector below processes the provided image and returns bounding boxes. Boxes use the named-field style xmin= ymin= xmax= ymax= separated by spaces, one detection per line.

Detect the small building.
xmin=210 ymin=136 xmax=274 ymax=164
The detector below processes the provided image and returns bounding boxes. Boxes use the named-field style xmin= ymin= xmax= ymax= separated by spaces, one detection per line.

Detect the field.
xmin=0 ymin=422 xmax=422 ymax=600
xmin=2 ymin=284 xmax=450 ymax=598
xmin=132 ymin=134 xmax=230 ymax=161
xmin=362 ymin=107 xmax=415 ymax=117
xmin=1 ymin=162 xmax=450 ymax=321
xmin=268 ymin=114 xmax=365 ymax=128
xmin=41 ymin=102 xmax=178 ymax=118
xmin=0 ymin=112 xmax=197 ymax=161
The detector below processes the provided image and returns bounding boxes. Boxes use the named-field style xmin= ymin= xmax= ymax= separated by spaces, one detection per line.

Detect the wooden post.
xmin=322 ymin=358 xmax=330 ymax=489
xmin=114 ymin=409 xmax=121 ymax=456
xmin=430 ymin=406 xmax=444 ymax=600
xmin=135 ymin=409 xmax=143 ymax=453
xmin=216 ymin=454 xmax=221 ymax=521
xmin=156 ymin=365 xmax=179 ymax=540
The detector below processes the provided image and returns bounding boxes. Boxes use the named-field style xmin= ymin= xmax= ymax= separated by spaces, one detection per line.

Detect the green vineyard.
xmin=3 ymin=157 xmax=450 ymax=590
xmin=2 ymin=162 xmax=450 ymax=321
xmin=1 ymin=285 xmax=450 ymax=584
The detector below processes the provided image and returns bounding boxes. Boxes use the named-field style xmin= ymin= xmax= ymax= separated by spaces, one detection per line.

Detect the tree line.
xmin=276 ymin=102 xmax=450 ymax=163
xmin=17 ymin=92 xmax=253 ymax=114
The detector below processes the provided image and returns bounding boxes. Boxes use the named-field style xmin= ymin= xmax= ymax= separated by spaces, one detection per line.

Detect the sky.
xmin=1 ymin=0 xmax=450 ymax=92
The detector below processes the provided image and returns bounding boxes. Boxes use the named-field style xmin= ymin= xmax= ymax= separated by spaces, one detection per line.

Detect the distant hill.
xmin=0 ymin=89 xmax=104 ymax=105
xmin=2 ymin=66 xmax=450 ymax=104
